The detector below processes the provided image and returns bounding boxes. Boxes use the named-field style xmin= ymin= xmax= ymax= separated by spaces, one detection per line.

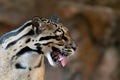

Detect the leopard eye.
xmin=57 ymin=29 xmax=62 ymax=32
xmin=54 ymin=28 xmax=63 ymax=36
xmin=56 ymin=35 xmax=63 ymax=40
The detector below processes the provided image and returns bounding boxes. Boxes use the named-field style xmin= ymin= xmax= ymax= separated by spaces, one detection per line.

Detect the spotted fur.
xmin=0 ymin=17 xmax=76 ymax=80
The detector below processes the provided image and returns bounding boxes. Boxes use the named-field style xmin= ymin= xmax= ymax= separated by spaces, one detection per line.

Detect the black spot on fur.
xmin=34 ymin=43 xmax=41 ymax=46
xmin=62 ymin=35 xmax=68 ymax=41
xmin=39 ymin=36 xmax=58 ymax=41
xmin=29 ymin=68 xmax=32 ymax=71
xmin=36 ymin=46 xmax=44 ymax=54
xmin=25 ymin=38 xmax=31 ymax=43
xmin=13 ymin=49 xmax=17 ymax=51
xmin=12 ymin=46 xmax=43 ymax=60
xmin=32 ymin=40 xmax=34 ymax=42
xmin=15 ymin=63 xmax=26 ymax=69
xmin=20 ymin=45 xmax=22 ymax=47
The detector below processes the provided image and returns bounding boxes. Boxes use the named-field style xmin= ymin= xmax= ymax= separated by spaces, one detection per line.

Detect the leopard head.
xmin=32 ymin=17 xmax=76 ymax=67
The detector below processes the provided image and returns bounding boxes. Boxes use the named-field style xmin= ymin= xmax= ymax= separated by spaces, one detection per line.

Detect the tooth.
xmin=59 ymin=57 xmax=63 ymax=61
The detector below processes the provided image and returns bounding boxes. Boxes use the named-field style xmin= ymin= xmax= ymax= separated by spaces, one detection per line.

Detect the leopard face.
xmin=33 ymin=17 xmax=76 ymax=67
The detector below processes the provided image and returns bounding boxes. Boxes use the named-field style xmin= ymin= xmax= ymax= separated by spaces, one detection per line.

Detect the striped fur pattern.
xmin=0 ymin=17 xmax=76 ymax=80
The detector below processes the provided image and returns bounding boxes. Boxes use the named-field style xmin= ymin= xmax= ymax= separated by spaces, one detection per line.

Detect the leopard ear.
xmin=32 ymin=17 xmax=43 ymax=34
xmin=51 ymin=15 xmax=59 ymax=22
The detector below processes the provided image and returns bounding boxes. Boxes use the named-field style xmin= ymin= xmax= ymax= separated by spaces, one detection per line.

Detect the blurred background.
xmin=0 ymin=0 xmax=120 ymax=80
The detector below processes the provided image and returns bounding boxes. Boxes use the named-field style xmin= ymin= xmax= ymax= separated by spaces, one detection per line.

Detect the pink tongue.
xmin=58 ymin=54 xmax=66 ymax=67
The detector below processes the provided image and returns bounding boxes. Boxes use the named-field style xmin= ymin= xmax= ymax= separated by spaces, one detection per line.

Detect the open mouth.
xmin=51 ymin=47 xmax=67 ymax=67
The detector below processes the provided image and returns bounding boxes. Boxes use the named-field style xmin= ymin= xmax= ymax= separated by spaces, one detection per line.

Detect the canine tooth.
xmin=59 ymin=57 xmax=63 ymax=61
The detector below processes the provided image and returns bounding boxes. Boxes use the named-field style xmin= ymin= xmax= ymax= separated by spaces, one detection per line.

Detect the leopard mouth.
xmin=51 ymin=47 xmax=67 ymax=67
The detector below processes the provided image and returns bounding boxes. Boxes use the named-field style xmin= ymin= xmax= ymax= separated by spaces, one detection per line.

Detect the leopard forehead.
xmin=39 ymin=18 xmax=70 ymax=36
xmin=40 ymin=17 xmax=64 ymax=29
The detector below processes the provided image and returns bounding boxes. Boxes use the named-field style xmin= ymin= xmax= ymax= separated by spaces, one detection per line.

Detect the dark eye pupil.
xmin=58 ymin=29 xmax=61 ymax=32
xmin=56 ymin=35 xmax=63 ymax=40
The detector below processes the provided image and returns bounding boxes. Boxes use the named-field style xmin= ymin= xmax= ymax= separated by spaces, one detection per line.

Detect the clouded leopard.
xmin=0 ymin=17 xmax=76 ymax=80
